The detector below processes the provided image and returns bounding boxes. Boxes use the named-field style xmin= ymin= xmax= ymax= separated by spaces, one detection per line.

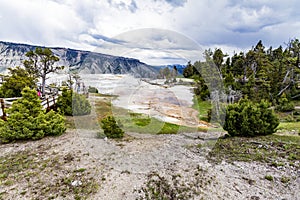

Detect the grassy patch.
xmin=65 ymin=114 xmax=100 ymax=130
xmin=203 ymin=134 xmax=300 ymax=169
xmin=93 ymin=97 xmax=201 ymax=135
xmin=192 ymin=98 xmax=211 ymax=121
xmin=93 ymin=93 xmax=118 ymax=98
xmin=122 ymin=115 xmax=200 ymax=135
xmin=158 ymin=122 xmax=181 ymax=134
xmin=277 ymin=122 xmax=300 ymax=133
xmin=65 ymin=116 xmax=76 ymax=129
xmin=95 ymin=99 xmax=114 ymax=119
xmin=130 ymin=113 xmax=151 ymax=126
xmin=264 ymin=175 xmax=274 ymax=181
xmin=280 ymin=176 xmax=290 ymax=184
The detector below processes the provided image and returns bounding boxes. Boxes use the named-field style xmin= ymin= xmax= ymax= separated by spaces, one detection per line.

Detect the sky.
xmin=0 ymin=0 xmax=300 ymax=65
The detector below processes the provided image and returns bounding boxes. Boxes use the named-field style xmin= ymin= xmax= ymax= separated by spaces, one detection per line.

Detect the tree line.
xmin=184 ymin=39 xmax=300 ymax=137
xmin=183 ymin=39 xmax=300 ymax=104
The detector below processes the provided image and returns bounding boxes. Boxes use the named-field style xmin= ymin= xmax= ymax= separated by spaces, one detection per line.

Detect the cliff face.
xmin=0 ymin=41 xmax=158 ymax=78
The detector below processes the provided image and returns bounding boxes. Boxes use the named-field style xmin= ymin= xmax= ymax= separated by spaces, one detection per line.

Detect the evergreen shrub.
xmin=101 ymin=116 xmax=124 ymax=138
xmin=223 ymin=99 xmax=279 ymax=137
xmin=57 ymin=89 xmax=91 ymax=116
xmin=0 ymin=87 xmax=65 ymax=143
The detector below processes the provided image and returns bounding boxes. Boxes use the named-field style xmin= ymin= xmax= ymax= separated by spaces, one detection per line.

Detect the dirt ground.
xmin=1 ymin=128 xmax=299 ymax=199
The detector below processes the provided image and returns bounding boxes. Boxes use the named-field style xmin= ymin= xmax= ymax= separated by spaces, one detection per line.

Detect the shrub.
xmin=0 ymin=87 xmax=65 ymax=143
xmin=283 ymin=114 xmax=296 ymax=122
xmin=57 ymin=89 xmax=91 ymax=116
xmin=275 ymin=96 xmax=295 ymax=112
xmin=88 ymin=86 xmax=98 ymax=93
xmin=223 ymin=99 xmax=279 ymax=137
xmin=101 ymin=116 xmax=124 ymax=138
xmin=280 ymin=176 xmax=290 ymax=183
xmin=265 ymin=175 xmax=273 ymax=181
xmin=0 ymin=67 xmax=36 ymax=98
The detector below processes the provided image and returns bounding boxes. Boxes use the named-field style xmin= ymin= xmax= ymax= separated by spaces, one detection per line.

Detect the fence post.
xmin=52 ymin=96 xmax=56 ymax=111
xmin=46 ymin=98 xmax=50 ymax=112
xmin=0 ymin=99 xmax=7 ymax=121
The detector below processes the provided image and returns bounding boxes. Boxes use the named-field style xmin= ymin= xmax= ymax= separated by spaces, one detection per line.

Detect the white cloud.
xmin=92 ymin=28 xmax=204 ymax=65
xmin=0 ymin=0 xmax=86 ymax=47
xmin=0 ymin=0 xmax=300 ymax=64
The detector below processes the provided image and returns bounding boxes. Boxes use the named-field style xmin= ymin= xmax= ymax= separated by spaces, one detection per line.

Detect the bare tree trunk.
xmin=277 ymin=84 xmax=290 ymax=96
xmin=282 ymin=70 xmax=290 ymax=84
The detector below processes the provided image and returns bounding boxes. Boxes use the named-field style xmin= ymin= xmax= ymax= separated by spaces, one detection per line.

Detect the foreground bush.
xmin=101 ymin=116 xmax=124 ymax=138
xmin=0 ymin=87 xmax=65 ymax=143
xmin=57 ymin=89 xmax=91 ymax=116
xmin=223 ymin=99 xmax=279 ymax=137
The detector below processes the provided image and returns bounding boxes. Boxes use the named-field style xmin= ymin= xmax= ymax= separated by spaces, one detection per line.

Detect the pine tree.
xmin=0 ymin=87 xmax=65 ymax=143
xmin=0 ymin=67 xmax=36 ymax=98
xmin=56 ymin=89 xmax=91 ymax=116
xmin=24 ymin=48 xmax=63 ymax=96
xmin=101 ymin=116 xmax=124 ymax=138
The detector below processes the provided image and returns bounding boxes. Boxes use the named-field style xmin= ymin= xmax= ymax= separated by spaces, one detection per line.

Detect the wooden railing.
xmin=0 ymin=83 xmax=89 ymax=120
xmin=41 ymin=94 xmax=59 ymax=110
xmin=0 ymin=94 xmax=59 ymax=120
xmin=0 ymin=97 xmax=22 ymax=119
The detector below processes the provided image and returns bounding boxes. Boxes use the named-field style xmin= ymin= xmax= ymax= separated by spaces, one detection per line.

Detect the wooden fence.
xmin=0 ymin=94 xmax=59 ymax=120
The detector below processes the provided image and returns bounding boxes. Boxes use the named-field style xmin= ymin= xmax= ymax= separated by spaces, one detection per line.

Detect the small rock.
xmin=71 ymin=180 xmax=82 ymax=187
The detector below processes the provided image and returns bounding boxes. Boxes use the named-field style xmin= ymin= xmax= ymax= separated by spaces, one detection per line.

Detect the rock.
xmin=71 ymin=180 xmax=82 ymax=187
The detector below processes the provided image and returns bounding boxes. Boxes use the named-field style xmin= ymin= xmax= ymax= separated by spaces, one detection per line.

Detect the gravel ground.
xmin=1 ymin=129 xmax=298 ymax=199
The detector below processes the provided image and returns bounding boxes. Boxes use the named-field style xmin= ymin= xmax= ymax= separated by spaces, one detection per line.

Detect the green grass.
xmin=130 ymin=113 xmax=151 ymax=126
xmin=192 ymin=98 xmax=211 ymax=121
xmin=264 ymin=175 xmax=274 ymax=181
xmin=95 ymin=98 xmax=114 ymax=119
xmin=93 ymin=93 xmax=118 ymax=98
xmin=92 ymin=96 xmax=202 ymax=135
xmin=292 ymin=100 xmax=300 ymax=107
xmin=204 ymin=134 xmax=300 ymax=169
xmin=280 ymin=176 xmax=291 ymax=184
xmin=65 ymin=116 xmax=76 ymax=129
xmin=65 ymin=114 xmax=100 ymax=130
xmin=158 ymin=122 xmax=181 ymax=134
xmin=118 ymin=113 xmax=196 ymax=134
xmin=277 ymin=122 xmax=300 ymax=133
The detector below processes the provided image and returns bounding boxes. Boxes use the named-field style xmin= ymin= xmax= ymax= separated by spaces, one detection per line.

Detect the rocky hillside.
xmin=0 ymin=41 xmax=158 ymax=78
